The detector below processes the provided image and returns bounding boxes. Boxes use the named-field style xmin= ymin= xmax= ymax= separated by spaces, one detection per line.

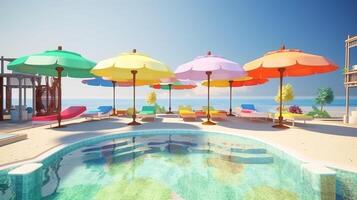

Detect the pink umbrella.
xmin=175 ymin=51 xmax=246 ymax=125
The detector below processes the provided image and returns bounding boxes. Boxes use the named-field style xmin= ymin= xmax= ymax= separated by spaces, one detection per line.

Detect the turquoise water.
xmin=60 ymin=98 xmax=357 ymax=112
xmin=1 ymin=130 xmax=356 ymax=199
xmin=40 ymin=134 xmax=305 ymax=200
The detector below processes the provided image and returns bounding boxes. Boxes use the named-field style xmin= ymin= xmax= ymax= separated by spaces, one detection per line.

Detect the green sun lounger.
xmin=139 ymin=106 xmax=156 ymax=120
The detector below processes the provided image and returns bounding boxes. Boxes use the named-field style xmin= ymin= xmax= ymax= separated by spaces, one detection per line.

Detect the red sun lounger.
xmin=32 ymin=106 xmax=86 ymax=124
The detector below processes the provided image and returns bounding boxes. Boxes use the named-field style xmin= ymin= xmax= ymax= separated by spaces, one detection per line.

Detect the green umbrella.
xmin=8 ymin=46 xmax=96 ymax=127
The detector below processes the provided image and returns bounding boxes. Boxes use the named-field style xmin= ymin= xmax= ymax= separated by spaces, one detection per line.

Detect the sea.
xmin=56 ymin=98 xmax=357 ymax=117
xmin=15 ymin=97 xmax=357 ymax=117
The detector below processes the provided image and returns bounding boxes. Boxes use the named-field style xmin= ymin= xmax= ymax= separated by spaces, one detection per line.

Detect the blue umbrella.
xmin=82 ymin=78 xmax=117 ymax=114
xmin=82 ymin=77 xmax=114 ymax=87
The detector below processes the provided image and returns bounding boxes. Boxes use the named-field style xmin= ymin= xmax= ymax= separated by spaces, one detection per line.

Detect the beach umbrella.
xmin=8 ymin=46 xmax=96 ymax=127
xmin=150 ymin=80 xmax=197 ymax=114
xmin=91 ymin=49 xmax=173 ymax=125
xmin=244 ymin=46 xmax=338 ymax=129
xmin=82 ymin=77 xmax=118 ymax=115
xmin=202 ymin=77 xmax=268 ymax=116
xmin=175 ymin=51 xmax=246 ymax=125
xmin=82 ymin=78 xmax=159 ymax=115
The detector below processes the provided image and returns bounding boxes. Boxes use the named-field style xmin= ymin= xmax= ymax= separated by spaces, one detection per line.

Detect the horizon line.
xmin=15 ymin=96 xmax=357 ymax=100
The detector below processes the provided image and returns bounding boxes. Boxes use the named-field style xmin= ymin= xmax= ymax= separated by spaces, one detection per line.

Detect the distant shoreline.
xmin=10 ymin=98 xmax=357 ymax=117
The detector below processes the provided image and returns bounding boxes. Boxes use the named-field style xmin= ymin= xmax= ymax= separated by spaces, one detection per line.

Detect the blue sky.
xmin=1 ymin=0 xmax=357 ymax=99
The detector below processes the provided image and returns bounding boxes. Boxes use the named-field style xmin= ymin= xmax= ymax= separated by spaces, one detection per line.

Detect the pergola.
xmin=0 ymin=56 xmax=41 ymax=121
xmin=344 ymin=35 xmax=357 ymax=123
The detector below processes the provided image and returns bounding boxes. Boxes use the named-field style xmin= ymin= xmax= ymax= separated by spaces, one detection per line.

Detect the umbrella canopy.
xmin=8 ymin=46 xmax=96 ymax=127
xmin=91 ymin=49 xmax=172 ymax=81
xmin=150 ymin=80 xmax=197 ymax=114
xmin=244 ymin=46 xmax=338 ymax=128
xmin=175 ymin=51 xmax=246 ymax=125
xmin=201 ymin=76 xmax=265 ymax=87
xmin=82 ymin=77 xmax=117 ymax=114
xmin=82 ymin=77 xmax=114 ymax=87
xmin=175 ymin=51 xmax=246 ymax=81
xmin=8 ymin=48 xmax=96 ymax=78
xmin=82 ymin=78 xmax=158 ymax=114
xmin=244 ymin=47 xmax=338 ymax=78
xmin=151 ymin=80 xmax=196 ymax=90
xmin=202 ymin=77 xmax=268 ymax=115
xmin=91 ymin=49 xmax=173 ymax=125
xmin=82 ymin=77 xmax=157 ymax=87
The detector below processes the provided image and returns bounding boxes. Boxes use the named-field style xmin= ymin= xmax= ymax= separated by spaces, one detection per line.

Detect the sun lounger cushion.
xmin=202 ymin=106 xmax=227 ymax=120
xmin=97 ymin=106 xmax=113 ymax=114
xmin=241 ymin=104 xmax=256 ymax=111
xmin=83 ymin=106 xmax=112 ymax=119
xmin=236 ymin=107 xmax=268 ymax=118
xmin=84 ymin=106 xmax=112 ymax=115
xmin=273 ymin=112 xmax=313 ymax=126
xmin=277 ymin=112 xmax=313 ymax=120
xmin=179 ymin=106 xmax=196 ymax=119
xmin=32 ymin=106 xmax=86 ymax=122
xmin=179 ymin=106 xmax=194 ymax=114
xmin=240 ymin=109 xmax=253 ymax=113
xmin=140 ymin=106 xmax=156 ymax=115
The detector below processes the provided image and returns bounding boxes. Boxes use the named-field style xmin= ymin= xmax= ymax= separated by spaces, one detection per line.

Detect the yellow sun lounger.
xmin=179 ymin=105 xmax=197 ymax=120
xmin=273 ymin=112 xmax=313 ymax=126
xmin=202 ymin=106 xmax=227 ymax=120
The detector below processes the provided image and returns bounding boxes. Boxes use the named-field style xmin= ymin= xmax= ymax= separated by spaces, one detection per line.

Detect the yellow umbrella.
xmin=202 ymin=76 xmax=268 ymax=116
xmin=91 ymin=49 xmax=173 ymax=125
xmin=91 ymin=49 xmax=172 ymax=81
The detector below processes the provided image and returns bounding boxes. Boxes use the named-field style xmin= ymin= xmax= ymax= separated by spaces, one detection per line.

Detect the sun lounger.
xmin=202 ymin=106 xmax=227 ymax=120
xmin=236 ymin=104 xmax=268 ymax=119
xmin=138 ymin=106 xmax=156 ymax=121
xmin=127 ymin=107 xmax=135 ymax=117
xmin=179 ymin=105 xmax=197 ymax=120
xmin=82 ymin=106 xmax=113 ymax=120
xmin=194 ymin=110 xmax=206 ymax=118
xmin=32 ymin=106 xmax=87 ymax=125
xmin=116 ymin=109 xmax=128 ymax=116
xmin=273 ymin=112 xmax=313 ymax=126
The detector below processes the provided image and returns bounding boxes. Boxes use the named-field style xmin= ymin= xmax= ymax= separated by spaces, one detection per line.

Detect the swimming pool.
xmin=0 ymin=130 xmax=355 ymax=200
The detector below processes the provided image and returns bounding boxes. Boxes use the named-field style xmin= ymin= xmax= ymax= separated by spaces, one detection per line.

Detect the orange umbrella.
xmin=244 ymin=46 xmax=338 ymax=128
xmin=202 ymin=77 xmax=268 ymax=116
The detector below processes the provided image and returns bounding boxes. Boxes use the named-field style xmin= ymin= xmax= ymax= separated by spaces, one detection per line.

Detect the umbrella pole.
xmin=273 ymin=68 xmax=289 ymax=129
xmin=46 ymin=76 xmax=49 ymax=114
xmin=55 ymin=67 xmax=64 ymax=128
xmin=167 ymin=84 xmax=173 ymax=114
xmin=112 ymin=81 xmax=116 ymax=116
xmin=128 ymin=70 xmax=141 ymax=125
xmin=203 ymin=71 xmax=215 ymax=125
xmin=228 ymin=80 xmax=234 ymax=116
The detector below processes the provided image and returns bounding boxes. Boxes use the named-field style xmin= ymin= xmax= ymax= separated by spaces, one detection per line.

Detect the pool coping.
xmin=0 ymin=133 xmax=27 ymax=147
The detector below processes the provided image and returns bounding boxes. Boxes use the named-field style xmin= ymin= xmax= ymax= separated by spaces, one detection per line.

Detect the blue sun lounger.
xmin=82 ymin=106 xmax=113 ymax=120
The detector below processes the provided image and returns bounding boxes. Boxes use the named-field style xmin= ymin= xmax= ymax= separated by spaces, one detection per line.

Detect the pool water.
xmin=41 ymin=133 xmax=305 ymax=200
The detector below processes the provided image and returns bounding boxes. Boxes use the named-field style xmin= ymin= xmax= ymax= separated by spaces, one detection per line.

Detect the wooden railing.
xmin=345 ymin=70 xmax=357 ymax=87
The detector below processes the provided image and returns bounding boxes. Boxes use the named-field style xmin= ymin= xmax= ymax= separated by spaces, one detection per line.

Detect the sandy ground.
xmin=0 ymin=116 xmax=357 ymax=172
